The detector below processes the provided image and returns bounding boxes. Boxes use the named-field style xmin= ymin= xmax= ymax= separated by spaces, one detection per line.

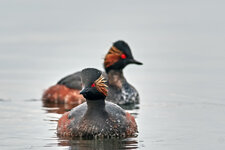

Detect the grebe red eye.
xmin=91 ymin=83 xmax=95 ymax=87
xmin=121 ymin=54 xmax=126 ymax=59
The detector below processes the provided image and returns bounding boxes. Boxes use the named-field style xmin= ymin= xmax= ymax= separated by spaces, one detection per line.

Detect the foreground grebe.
xmin=42 ymin=40 xmax=142 ymax=105
xmin=57 ymin=68 xmax=138 ymax=137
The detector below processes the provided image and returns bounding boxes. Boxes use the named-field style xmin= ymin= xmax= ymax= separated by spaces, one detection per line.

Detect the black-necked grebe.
xmin=42 ymin=40 xmax=142 ymax=105
xmin=57 ymin=68 xmax=138 ymax=137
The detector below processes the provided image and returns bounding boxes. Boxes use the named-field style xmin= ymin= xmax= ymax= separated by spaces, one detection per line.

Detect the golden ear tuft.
xmin=104 ymin=46 xmax=123 ymax=68
xmin=94 ymin=75 xmax=108 ymax=96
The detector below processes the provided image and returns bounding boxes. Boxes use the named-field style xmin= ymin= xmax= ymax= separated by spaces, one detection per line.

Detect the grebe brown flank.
xmin=57 ymin=68 xmax=138 ymax=137
xmin=42 ymin=71 xmax=85 ymax=105
xmin=42 ymin=40 xmax=143 ymax=105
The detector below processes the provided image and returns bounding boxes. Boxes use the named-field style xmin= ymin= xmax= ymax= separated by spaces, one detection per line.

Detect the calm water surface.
xmin=0 ymin=99 xmax=140 ymax=149
xmin=1 ymin=0 xmax=225 ymax=150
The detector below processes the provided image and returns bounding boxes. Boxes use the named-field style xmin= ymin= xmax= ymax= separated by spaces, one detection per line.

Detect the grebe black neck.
xmin=107 ymin=69 xmax=126 ymax=89
xmin=86 ymin=99 xmax=105 ymax=109
xmin=84 ymin=99 xmax=106 ymax=116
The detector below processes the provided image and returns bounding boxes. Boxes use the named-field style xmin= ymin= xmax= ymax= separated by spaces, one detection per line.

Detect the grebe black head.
xmin=104 ymin=40 xmax=143 ymax=73
xmin=80 ymin=68 xmax=108 ymax=100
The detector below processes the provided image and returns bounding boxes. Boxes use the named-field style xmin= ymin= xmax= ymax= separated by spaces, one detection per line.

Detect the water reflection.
xmin=42 ymin=102 xmax=80 ymax=114
xmin=58 ymin=137 xmax=138 ymax=150
xmin=119 ymin=104 xmax=140 ymax=110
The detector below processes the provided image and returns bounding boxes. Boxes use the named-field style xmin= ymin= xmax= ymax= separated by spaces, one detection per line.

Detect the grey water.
xmin=1 ymin=0 xmax=225 ymax=149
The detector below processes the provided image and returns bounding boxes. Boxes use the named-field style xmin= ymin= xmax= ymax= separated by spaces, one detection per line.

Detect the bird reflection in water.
xmin=42 ymin=102 xmax=80 ymax=114
xmin=58 ymin=136 xmax=138 ymax=150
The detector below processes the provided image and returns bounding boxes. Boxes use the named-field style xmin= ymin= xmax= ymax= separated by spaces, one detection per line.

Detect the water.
xmin=1 ymin=0 xmax=225 ymax=149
